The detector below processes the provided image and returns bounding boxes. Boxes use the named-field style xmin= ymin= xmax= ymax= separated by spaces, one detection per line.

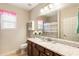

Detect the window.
xmin=0 ymin=9 xmax=16 ymax=29
xmin=37 ymin=20 xmax=43 ymax=30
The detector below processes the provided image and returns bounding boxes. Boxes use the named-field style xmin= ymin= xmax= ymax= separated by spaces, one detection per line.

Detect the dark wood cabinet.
xmin=32 ymin=43 xmax=39 ymax=56
xmin=45 ymin=49 xmax=54 ymax=56
xmin=40 ymin=52 xmax=47 ymax=56
xmin=27 ymin=40 xmax=62 ymax=56
xmin=27 ymin=40 xmax=32 ymax=56
xmin=35 ymin=44 xmax=45 ymax=53
xmin=54 ymin=53 xmax=62 ymax=56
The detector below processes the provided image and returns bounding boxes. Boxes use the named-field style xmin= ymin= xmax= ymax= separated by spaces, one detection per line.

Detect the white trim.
xmin=0 ymin=49 xmax=18 ymax=56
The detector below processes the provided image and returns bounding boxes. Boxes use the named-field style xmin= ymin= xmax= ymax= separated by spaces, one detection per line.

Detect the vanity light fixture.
xmin=40 ymin=3 xmax=64 ymax=15
xmin=44 ymin=6 xmax=49 ymax=11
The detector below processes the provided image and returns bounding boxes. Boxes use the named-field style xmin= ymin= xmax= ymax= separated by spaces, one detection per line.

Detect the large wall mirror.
xmin=29 ymin=3 xmax=79 ymax=43
xmin=37 ymin=3 xmax=79 ymax=43
xmin=41 ymin=11 xmax=58 ymax=38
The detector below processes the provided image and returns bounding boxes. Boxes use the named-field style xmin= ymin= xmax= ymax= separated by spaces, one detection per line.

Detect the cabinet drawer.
xmin=35 ymin=44 xmax=44 ymax=52
xmin=45 ymin=49 xmax=53 ymax=56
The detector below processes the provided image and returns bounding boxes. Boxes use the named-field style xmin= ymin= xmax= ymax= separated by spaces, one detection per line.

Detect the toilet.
xmin=19 ymin=43 xmax=27 ymax=55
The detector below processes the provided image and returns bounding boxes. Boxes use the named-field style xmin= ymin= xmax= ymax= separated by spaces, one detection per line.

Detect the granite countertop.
xmin=28 ymin=38 xmax=79 ymax=56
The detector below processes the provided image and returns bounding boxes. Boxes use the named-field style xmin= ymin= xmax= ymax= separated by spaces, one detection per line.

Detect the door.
xmin=62 ymin=16 xmax=78 ymax=40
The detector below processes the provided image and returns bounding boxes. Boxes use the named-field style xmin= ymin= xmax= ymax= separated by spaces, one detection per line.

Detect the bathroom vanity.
xmin=27 ymin=38 xmax=79 ymax=56
xmin=27 ymin=40 xmax=62 ymax=56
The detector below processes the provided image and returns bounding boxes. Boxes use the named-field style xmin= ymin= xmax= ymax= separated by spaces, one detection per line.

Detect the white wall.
xmin=0 ymin=4 xmax=29 ymax=55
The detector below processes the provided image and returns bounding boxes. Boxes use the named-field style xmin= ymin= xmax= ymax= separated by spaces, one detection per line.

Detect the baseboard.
xmin=0 ymin=49 xmax=19 ymax=56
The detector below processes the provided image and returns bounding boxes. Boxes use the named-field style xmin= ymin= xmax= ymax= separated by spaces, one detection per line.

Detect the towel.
xmin=77 ymin=12 xmax=79 ymax=33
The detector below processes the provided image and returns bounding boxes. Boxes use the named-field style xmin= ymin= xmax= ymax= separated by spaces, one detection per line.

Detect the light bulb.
xmin=44 ymin=6 xmax=49 ymax=11
xmin=40 ymin=9 xmax=44 ymax=13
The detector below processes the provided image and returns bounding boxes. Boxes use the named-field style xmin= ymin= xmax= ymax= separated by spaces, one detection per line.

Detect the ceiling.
xmin=9 ymin=3 xmax=39 ymax=11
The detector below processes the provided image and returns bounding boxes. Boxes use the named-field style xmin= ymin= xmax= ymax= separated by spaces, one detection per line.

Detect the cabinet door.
xmin=35 ymin=44 xmax=45 ymax=53
xmin=27 ymin=40 xmax=32 ymax=56
xmin=40 ymin=52 xmax=47 ymax=56
xmin=45 ymin=49 xmax=54 ymax=56
xmin=32 ymin=43 xmax=39 ymax=56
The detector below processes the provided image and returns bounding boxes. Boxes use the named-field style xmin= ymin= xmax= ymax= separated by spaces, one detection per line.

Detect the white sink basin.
xmin=36 ymin=37 xmax=57 ymax=44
